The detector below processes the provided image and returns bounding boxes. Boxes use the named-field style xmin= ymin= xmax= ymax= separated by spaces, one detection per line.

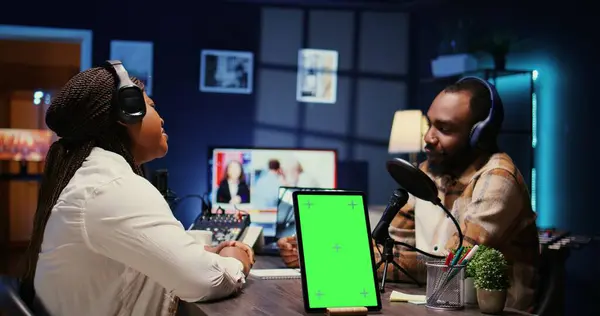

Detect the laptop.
xmin=259 ymin=186 xmax=344 ymax=255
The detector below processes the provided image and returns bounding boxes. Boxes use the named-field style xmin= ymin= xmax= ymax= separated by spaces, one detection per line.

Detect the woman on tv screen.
xmin=216 ymin=160 xmax=251 ymax=204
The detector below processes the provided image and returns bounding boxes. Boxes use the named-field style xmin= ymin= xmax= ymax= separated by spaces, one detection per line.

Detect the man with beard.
xmin=277 ymin=77 xmax=539 ymax=313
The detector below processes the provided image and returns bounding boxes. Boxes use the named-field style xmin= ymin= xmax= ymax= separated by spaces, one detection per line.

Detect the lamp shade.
xmin=388 ymin=110 xmax=427 ymax=154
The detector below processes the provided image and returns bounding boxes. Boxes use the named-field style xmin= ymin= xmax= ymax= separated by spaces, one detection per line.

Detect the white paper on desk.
xmin=249 ymin=269 xmax=301 ymax=280
xmin=389 ymin=290 xmax=426 ymax=303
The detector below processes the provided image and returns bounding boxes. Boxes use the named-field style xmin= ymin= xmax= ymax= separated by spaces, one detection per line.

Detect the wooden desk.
xmin=180 ymin=256 xmax=534 ymax=316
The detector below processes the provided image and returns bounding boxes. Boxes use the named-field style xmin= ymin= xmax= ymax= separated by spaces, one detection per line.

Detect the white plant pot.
xmin=464 ymin=277 xmax=478 ymax=305
xmin=430 ymin=53 xmax=478 ymax=78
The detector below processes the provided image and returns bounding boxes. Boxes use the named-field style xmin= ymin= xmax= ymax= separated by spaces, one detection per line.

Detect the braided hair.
xmin=20 ymin=67 xmax=145 ymax=303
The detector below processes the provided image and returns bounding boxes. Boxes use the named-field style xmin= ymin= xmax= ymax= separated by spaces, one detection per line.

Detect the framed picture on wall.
xmin=296 ymin=49 xmax=338 ymax=104
xmin=200 ymin=50 xmax=254 ymax=94
xmin=109 ymin=40 xmax=154 ymax=96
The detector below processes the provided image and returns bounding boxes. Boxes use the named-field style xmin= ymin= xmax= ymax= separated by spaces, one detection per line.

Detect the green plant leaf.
xmin=465 ymin=244 xmax=488 ymax=278
xmin=472 ymin=247 xmax=509 ymax=291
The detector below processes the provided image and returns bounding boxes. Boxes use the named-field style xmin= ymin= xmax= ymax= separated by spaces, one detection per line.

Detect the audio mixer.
xmin=190 ymin=212 xmax=251 ymax=246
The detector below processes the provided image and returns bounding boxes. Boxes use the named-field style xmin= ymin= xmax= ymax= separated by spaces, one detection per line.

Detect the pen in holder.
xmin=425 ymin=261 xmax=465 ymax=310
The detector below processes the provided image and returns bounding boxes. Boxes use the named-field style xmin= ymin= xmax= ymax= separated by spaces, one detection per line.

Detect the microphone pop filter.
xmin=385 ymin=158 xmax=438 ymax=203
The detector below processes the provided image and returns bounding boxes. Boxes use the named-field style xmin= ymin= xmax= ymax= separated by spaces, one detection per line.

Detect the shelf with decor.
xmin=0 ymin=91 xmax=53 ymax=251
xmin=0 ymin=160 xmax=44 ymax=253
xmin=420 ymin=68 xmax=534 ymax=84
xmin=0 ymin=162 xmax=43 ymax=181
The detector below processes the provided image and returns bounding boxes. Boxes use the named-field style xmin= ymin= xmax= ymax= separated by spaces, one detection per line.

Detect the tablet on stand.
xmin=292 ymin=190 xmax=382 ymax=315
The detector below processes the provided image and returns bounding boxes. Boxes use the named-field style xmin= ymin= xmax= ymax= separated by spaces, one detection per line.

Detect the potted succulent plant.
xmin=465 ymin=19 xmax=532 ymax=72
xmin=472 ymin=247 xmax=510 ymax=315
xmin=468 ymin=31 xmax=521 ymax=71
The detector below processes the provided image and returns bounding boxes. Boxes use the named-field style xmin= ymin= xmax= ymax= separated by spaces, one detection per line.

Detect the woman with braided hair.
xmin=20 ymin=66 xmax=254 ymax=316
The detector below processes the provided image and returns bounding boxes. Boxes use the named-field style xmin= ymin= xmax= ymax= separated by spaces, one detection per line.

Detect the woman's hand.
xmin=229 ymin=241 xmax=255 ymax=265
xmin=204 ymin=241 xmax=236 ymax=254
xmin=218 ymin=246 xmax=252 ymax=276
xmin=205 ymin=241 xmax=255 ymax=276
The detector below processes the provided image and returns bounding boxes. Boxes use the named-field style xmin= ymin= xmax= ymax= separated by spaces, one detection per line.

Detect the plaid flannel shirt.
xmin=372 ymin=152 xmax=539 ymax=312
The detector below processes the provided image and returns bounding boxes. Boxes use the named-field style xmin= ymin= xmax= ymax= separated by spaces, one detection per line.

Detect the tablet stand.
xmin=375 ymin=238 xmax=421 ymax=292
xmin=325 ymin=307 xmax=368 ymax=315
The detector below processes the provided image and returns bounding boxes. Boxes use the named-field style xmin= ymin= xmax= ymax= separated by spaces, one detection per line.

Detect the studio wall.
xmin=414 ymin=4 xmax=598 ymax=234
xmin=2 ymin=1 xmax=599 ymax=313
xmin=256 ymin=8 xmax=410 ymax=208
xmin=0 ymin=3 xmax=415 ymax=228
xmin=0 ymin=2 xmax=261 ymax=227
xmin=413 ymin=5 xmax=600 ymax=313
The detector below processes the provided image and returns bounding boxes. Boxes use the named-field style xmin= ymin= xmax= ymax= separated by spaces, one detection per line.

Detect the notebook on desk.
xmin=250 ymin=268 xmax=301 ymax=280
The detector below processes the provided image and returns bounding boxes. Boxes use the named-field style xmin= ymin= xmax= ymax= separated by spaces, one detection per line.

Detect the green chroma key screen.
xmin=295 ymin=192 xmax=380 ymax=310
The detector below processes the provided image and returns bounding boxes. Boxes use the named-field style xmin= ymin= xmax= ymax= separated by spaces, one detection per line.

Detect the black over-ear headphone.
xmin=456 ymin=76 xmax=505 ymax=149
xmin=104 ymin=60 xmax=146 ymax=124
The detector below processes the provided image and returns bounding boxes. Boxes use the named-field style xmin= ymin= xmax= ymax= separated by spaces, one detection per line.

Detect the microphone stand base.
xmin=375 ymin=238 xmax=421 ymax=293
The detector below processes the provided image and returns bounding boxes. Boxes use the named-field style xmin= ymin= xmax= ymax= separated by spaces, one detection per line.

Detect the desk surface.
xmin=182 ymin=256 xmax=534 ymax=316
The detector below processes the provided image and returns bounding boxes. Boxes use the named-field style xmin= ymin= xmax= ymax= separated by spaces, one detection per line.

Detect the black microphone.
xmin=152 ymin=169 xmax=169 ymax=197
xmin=372 ymin=189 xmax=409 ymax=244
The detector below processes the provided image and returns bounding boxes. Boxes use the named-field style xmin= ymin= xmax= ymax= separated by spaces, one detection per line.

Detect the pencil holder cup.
xmin=425 ymin=261 xmax=465 ymax=310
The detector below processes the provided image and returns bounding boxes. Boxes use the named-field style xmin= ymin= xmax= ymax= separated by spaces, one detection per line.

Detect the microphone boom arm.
xmin=433 ymin=198 xmax=465 ymax=252
xmin=377 ymin=157 xmax=467 ymax=291
xmin=388 ymin=240 xmax=445 ymax=259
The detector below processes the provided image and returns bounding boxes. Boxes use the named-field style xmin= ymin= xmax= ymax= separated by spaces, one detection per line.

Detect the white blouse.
xmin=34 ymin=147 xmax=245 ymax=316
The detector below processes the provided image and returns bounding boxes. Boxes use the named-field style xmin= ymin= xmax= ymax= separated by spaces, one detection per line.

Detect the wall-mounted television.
xmin=209 ymin=147 xmax=337 ymax=208
xmin=208 ymin=147 xmax=337 ymax=235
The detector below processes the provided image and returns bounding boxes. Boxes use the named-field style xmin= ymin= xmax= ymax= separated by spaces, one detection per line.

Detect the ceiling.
xmin=225 ymin=0 xmax=450 ymax=11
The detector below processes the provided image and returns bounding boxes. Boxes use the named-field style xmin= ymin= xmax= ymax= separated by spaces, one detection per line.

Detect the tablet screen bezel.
xmin=292 ymin=190 xmax=382 ymax=313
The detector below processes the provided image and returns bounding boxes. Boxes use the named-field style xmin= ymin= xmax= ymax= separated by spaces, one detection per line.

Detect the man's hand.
xmin=277 ymin=236 xmax=299 ymax=268
xmin=218 ymin=246 xmax=252 ymax=276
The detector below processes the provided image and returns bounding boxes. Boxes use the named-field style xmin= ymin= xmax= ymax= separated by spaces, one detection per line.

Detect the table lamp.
xmin=388 ymin=110 xmax=428 ymax=165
